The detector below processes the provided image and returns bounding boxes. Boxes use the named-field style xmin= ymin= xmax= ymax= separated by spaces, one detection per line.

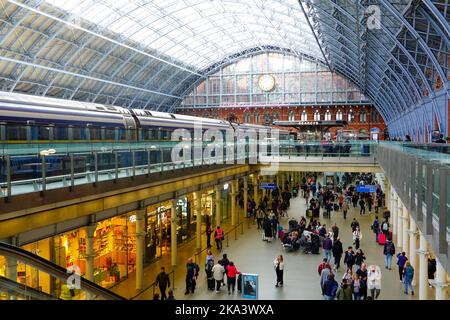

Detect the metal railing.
xmin=130 ymin=270 xmax=175 ymax=300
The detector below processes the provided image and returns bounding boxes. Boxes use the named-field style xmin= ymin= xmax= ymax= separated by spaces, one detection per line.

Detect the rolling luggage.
xmin=378 ymin=233 xmax=386 ymax=245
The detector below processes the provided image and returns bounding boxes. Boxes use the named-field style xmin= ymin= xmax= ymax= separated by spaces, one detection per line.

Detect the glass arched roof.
xmin=45 ymin=0 xmax=324 ymax=69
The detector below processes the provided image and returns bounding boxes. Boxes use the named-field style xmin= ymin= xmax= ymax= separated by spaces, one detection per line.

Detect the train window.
xmin=118 ymin=128 xmax=127 ymax=140
xmin=90 ymin=127 xmax=101 ymax=140
xmin=72 ymin=127 xmax=82 ymax=140
xmin=104 ymin=127 xmax=115 ymax=140
xmin=6 ymin=125 xmax=27 ymax=140
xmin=38 ymin=126 xmax=51 ymax=140
xmin=54 ymin=126 xmax=68 ymax=140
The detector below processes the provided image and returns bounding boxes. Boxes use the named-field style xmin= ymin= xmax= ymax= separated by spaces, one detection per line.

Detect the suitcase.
xmin=207 ymin=277 xmax=215 ymax=291
xmin=378 ymin=233 xmax=386 ymax=245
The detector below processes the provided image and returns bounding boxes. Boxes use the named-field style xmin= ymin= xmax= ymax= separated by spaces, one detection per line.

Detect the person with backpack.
xmin=396 ymin=252 xmax=408 ymax=282
xmin=336 ymin=280 xmax=352 ymax=300
xmin=332 ymin=237 xmax=343 ymax=271
xmin=344 ymin=246 xmax=356 ymax=272
xmin=185 ymin=258 xmax=200 ymax=295
xmin=214 ymin=226 xmax=224 ymax=250
xmin=205 ymin=250 xmax=215 ymax=291
xmin=323 ymin=274 xmax=339 ymax=300
xmin=371 ymin=216 xmax=380 ymax=243
xmin=155 ymin=266 xmax=171 ymax=300
xmin=383 ymin=239 xmax=396 ymax=270
xmin=403 ymin=262 xmax=415 ymax=295
xmin=274 ymin=255 xmax=284 ymax=288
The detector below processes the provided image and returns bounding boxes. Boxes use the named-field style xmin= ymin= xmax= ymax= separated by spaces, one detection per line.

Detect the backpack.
xmin=385 ymin=243 xmax=392 ymax=253
xmin=382 ymin=222 xmax=389 ymax=231
xmin=205 ymin=260 xmax=214 ymax=272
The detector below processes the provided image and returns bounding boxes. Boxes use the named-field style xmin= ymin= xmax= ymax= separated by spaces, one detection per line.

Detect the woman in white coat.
xmin=352 ymin=226 xmax=362 ymax=250
xmin=367 ymin=264 xmax=382 ymax=299
xmin=274 ymin=255 xmax=285 ymax=288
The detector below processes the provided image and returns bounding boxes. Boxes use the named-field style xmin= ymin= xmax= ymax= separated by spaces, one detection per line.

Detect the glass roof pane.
xmin=44 ymin=0 xmax=324 ymax=69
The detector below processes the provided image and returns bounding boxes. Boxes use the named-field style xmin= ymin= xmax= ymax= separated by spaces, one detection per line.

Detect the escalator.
xmin=0 ymin=242 xmax=126 ymax=300
xmin=0 ymin=275 xmax=58 ymax=300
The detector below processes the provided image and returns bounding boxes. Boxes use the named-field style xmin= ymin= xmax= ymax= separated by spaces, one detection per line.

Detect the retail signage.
xmin=259 ymin=182 xmax=277 ymax=190
xmin=241 ymin=273 xmax=258 ymax=299
xmin=356 ymin=185 xmax=377 ymax=193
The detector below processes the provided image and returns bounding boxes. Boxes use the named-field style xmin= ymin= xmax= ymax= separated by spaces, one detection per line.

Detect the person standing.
xmin=342 ymin=201 xmax=349 ymax=220
xmin=322 ymin=234 xmax=333 ymax=263
xmin=205 ymin=223 xmax=213 ymax=249
xmin=226 ymin=261 xmax=240 ymax=295
xmin=274 ymin=255 xmax=284 ymax=288
xmin=270 ymin=214 xmax=279 ymax=239
xmin=214 ymin=226 xmax=224 ymax=250
xmin=219 ymin=253 xmax=230 ymax=287
xmin=184 ymin=258 xmax=200 ymax=295
xmin=318 ymin=258 xmax=329 ymax=276
xmin=383 ymin=239 xmax=396 ymax=270
xmin=344 ymin=246 xmax=355 ymax=272
xmin=367 ymin=265 xmax=382 ymax=300
xmin=396 ymin=252 xmax=408 ymax=282
xmin=403 ymin=262 xmax=415 ymax=295
xmin=332 ymin=237 xmax=343 ymax=272
xmin=155 ymin=266 xmax=171 ymax=300
xmin=256 ymin=207 xmax=264 ymax=229
xmin=323 ymin=274 xmax=339 ymax=300
xmin=212 ymin=262 xmax=225 ymax=293
xmin=353 ymin=226 xmax=362 ymax=250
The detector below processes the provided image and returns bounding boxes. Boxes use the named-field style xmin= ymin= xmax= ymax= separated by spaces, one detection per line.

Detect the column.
xmin=195 ymin=191 xmax=202 ymax=251
xmin=392 ymin=191 xmax=397 ymax=237
xmin=417 ymin=231 xmax=428 ymax=300
xmin=397 ymin=197 xmax=403 ymax=248
xmin=170 ymin=199 xmax=177 ymax=266
xmin=253 ymin=174 xmax=259 ymax=205
xmin=243 ymin=176 xmax=248 ymax=218
xmin=230 ymin=180 xmax=237 ymax=226
xmin=6 ymin=257 xmax=17 ymax=300
xmin=402 ymin=205 xmax=409 ymax=256
xmin=85 ymin=224 xmax=96 ymax=283
xmin=408 ymin=218 xmax=418 ymax=286
xmin=434 ymin=259 xmax=449 ymax=300
xmin=135 ymin=208 xmax=145 ymax=291
xmin=276 ymin=174 xmax=280 ymax=190
xmin=214 ymin=185 xmax=221 ymax=227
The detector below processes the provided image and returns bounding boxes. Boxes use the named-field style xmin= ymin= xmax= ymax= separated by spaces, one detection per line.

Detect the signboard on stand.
xmin=241 ymin=273 xmax=258 ymax=299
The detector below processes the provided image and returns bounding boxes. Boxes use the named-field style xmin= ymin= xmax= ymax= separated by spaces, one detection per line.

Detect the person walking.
xmin=332 ymin=237 xmax=343 ymax=271
xmin=225 ymin=261 xmax=240 ymax=295
xmin=322 ymin=234 xmax=333 ymax=263
xmin=270 ymin=214 xmax=279 ymax=239
xmin=318 ymin=258 xmax=329 ymax=276
xmin=351 ymin=274 xmax=362 ymax=300
xmin=354 ymin=249 xmax=366 ymax=271
xmin=219 ymin=254 xmax=230 ymax=287
xmin=367 ymin=265 xmax=382 ymax=300
xmin=212 ymin=262 xmax=225 ymax=293
xmin=323 ymin=274 xmax=339 ymax=300
xmin=331 ymin=223 xmax=339 ymax=241
xmin=274 ymin=255 xmax=284 ymax=288
xmin=342 ymin=269 xmax=353 ymax=285
xmin=359 ymin=198 xmax=366 ymax=215
xmin=320 ymin=263 xmax=333 ymax=296
xmin=352 ymin=226 xmax=362 ymax=250
xmin=256 ymin=207 xmax=264 ymax=229
xmin=403 ymin=262 xmax=415 ymax=295
xmin=371 ymin=216 xmax=380 ymax=243
xmin=383 ymin=239 xmax=396 ymax=270
xmin=344 ymin=246 xmax=355 ymax=272
xmin=214 ymin=226 xmax=224 ymax=250
xmin=342 ymin=201 xmax=349 ymax=220
xmin=184 ymin=258 xmax=200 ymax=295
xmin=155 ymin=266 xmax=171 ymax=300
xmin=336 ymin=281 xmax=352 ymax=300
xmin=356 ymin=263 xmax=368 ymax=300
xmin=350 ymin=218 xmax=360 ymax=232
xmin=396 ymin=252 xmax=408 ymax=282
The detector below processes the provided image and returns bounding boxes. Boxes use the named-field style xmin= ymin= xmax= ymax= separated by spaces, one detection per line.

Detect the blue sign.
xmin=259 ymin=182 xmax=277 ymax=190
xmin=242 ymin=273 xmax=258 ymax=299
xmin=357 ymin=185 xmax=377 ymax=193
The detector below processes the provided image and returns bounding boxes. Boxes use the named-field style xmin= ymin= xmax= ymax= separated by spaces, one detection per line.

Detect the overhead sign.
xmin=357 ymin=185 xmax=377 ymax=193
xmin=259 ymin=182 xmax=277 ymax=190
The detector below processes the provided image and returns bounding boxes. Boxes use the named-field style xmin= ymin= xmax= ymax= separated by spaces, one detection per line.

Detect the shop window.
xmin=336 ymin=110 xmax=343 ymax=121
xmin=314 ymin=111 xmax=321 ymax=121
xmin=254 ymin=112 xmax=260 ymax=124
xmin=288 ymin=110 xmax=295 ymax=121
xmin=325 ymin=110 xmax=331 ymax=121
xmin=301 ymin=110 xmax=308 ymax=121
xmin=348 ymin=110 xmax=353 ymax=123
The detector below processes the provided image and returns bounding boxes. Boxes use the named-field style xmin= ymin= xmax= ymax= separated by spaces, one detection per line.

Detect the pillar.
xmin=85 ymin=224 xmax=96 ymax=283
xmin=408 ymin=218 xmax=418 ymax=286
xmin=417 ymin=231 xmax=428 ymax=300
xmin=136 ymin=208 xmax=145 ymax=291
xmin=230 ymin=180 xmax=237 ymax=226
xmin=170 ymin=199 xmax=177 ymax=266
xmin=6 ymin=257 xmax=17 ymax=300
xmin=392 ymin=191 xmax=397 ymax=237
xmin=397 ymin=197 xmax=403 ymax=248
xmin=253 ymin=174 xmax=259 ymax=205
xmin=195 ymin=191 xmax=202 ymax=251
xmin=243 ymin=176 xmax=248 ymax=218
xmin=434 ymin=259 xmax=449 ymax=300
xmin=402 ymin=205 xmax=409 ymax=256
xmin=214 ymin=185 xmax=221 ymax=227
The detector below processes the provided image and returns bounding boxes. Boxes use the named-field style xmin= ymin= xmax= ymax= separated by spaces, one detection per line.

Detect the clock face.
xmin=258 ymin=74 xmax=276 ymax=92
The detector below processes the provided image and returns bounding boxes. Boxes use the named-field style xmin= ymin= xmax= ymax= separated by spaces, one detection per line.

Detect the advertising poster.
xmin=241 ymin=273 xmax=258 ymax=299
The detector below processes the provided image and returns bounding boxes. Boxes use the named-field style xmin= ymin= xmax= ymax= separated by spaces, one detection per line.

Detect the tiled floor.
xmin=111 ymin=187 xmax=435 ymax=300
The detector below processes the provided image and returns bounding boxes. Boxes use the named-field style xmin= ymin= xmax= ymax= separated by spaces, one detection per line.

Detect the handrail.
xmin=0 ymin=242 xmax=126 ymax=300
xmin=130 ymin=270 xmax=175 ymax=300
xmin=0 ymin=275 xmax=59 ymax=300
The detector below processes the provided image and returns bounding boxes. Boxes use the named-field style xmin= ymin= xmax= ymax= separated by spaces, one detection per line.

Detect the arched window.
xmin=336 ymin=110 xmax=343 ymax=121
xmin=264 ymin=112 xmax=272 ymax=125
xmin=301 ymin=110 xmax=308 ymax=121
xmin=324 ymin=110 xmax=331 ymax=121
xmin=288 ymin=110 xmax=295 ymax=121
xmin=254 ymin=112 xmax=260 ymax=124
xmin=244 ymin=112 xmax=251 ymax=123
xmin=348 ymin=110 xmax=353 ymax=123
xmin=359 ymin=111 xmax=366 ymax=123
xmin=314 ymin=110 xmax=321 ymax=121
xmin=371 ymin=110 xmax=379 ymax=123
xmin=273 ymin=112 xmax=279 ymax=121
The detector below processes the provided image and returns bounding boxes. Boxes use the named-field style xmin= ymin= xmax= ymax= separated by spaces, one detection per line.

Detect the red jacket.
xmin=226 ymin=265 xmax=240 ymax=278
xmin=318 ymin=262 xmax=327 ymax=276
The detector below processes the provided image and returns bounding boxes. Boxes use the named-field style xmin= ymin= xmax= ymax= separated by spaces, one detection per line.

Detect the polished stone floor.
xmin=112 ymin=186 xmax=434 ymax=300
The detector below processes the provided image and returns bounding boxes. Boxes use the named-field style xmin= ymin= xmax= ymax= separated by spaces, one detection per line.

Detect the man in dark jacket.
xmin=344 ymin=246 xmax=355 ymax=272
xmin=332 ymin=237 xmax=343 ymax=271
xmin=185 ymin=258 xmax=200 ymax=295
xmin=383 ymin=240 xmax=396 ymax=270
xmin=396 ymin=252 xmax=408 ymax=281
xmin=155 ymin=266 xmax=171 ymax=300
xmin=351 ymin=218 xmax=360 ymax=232
xmin=323 ymin=274 xmax=339 ymax=300
xmin=322 ymin=234 xmax=333 ymax=263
